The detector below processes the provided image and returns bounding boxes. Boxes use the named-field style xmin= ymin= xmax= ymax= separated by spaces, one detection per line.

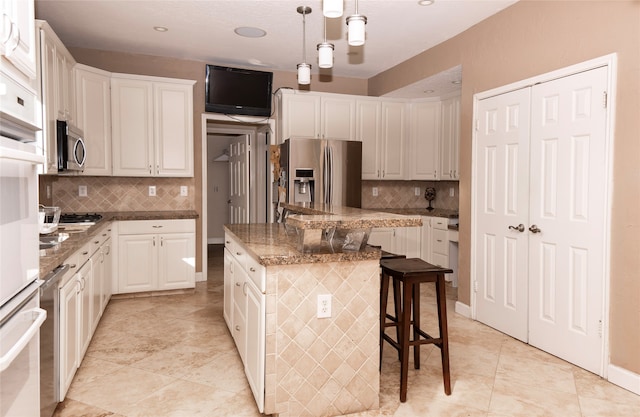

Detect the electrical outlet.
xmin=317 ymin=294 xmax=332 ymax=318
xmin=414 ymin=187 xmax=421 ymax=196
xmin=372 ymin=187 xmax=378 ymax=197
xmin=180 ymin=186 xmax=188 ymax=196
xmin=449 ymin=187 xmax=455 ymax=197
xmin=149 ymin=186 xmax=156 ymax=196
xmin=78 ymin=185 xmax=87 ymax=197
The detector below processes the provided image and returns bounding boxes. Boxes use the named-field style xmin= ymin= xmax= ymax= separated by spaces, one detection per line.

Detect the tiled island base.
xmin=265 ymin=260 xmax=381 ymax=416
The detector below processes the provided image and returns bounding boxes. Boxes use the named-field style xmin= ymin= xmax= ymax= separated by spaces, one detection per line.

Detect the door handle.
xmin=529 ymin=225 xmax=541 ymax=233
xmin=508 ymin=224 xmax=525 ymax=232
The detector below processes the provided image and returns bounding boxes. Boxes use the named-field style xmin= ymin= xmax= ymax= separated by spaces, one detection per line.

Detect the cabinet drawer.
xmin=431 ymin=252 xmax=449 ymax=269
xmin=245 ymin=256 xmax=266 ymax=293
xmin=432 ymin=229 xmax=449 ymax=255
xmin=118 ymin=219 xmax=195 ymax=235
xmin=77 ymin=241 xmax=93 ymax=267
xmin=432 ymin=217 xmax=449 ymax=230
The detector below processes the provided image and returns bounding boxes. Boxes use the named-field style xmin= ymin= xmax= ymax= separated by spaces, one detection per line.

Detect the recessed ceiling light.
xmin=418 ymin=0 xmax=435 ymax=5
xmin=234 ymin=27 xmax=267 ymax=38
xmin=154 ymin=26 xmax=168 ymax=32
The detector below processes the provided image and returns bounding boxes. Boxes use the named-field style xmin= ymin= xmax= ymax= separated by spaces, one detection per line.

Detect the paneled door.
xmin=474 ymin=66 xmax=609 ymax=374
xmin=528 ymin=66 xmax=608 ymax=373
xmin=229 ymin=135 xmax=250 ymax=224
xmin=475 ymin=87 xmax=532 ymax=342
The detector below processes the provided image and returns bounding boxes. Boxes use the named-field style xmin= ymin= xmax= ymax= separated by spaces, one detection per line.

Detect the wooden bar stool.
xmin=379 ymin=257 xmax=453 ymax=402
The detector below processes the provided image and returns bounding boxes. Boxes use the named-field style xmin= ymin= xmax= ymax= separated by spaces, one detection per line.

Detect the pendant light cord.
xmin=302 ymin=9 xmax=307 ymax=63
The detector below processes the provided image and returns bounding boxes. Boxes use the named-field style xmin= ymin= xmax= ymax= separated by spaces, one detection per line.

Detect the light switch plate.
xmin=149 ymin=186 xmax=156 ymax=196
xmin=78 ymin=185 xmax=87 ymax=197
xmin=180 ymin=186 xmax=188 ymax=196
xmin=415 ymin=187 xmax=421 ymax=196
xmin=372 ymin=187 xmax=378 ymax=197
xmin=449 ymin=187 xmax=455 ymax=197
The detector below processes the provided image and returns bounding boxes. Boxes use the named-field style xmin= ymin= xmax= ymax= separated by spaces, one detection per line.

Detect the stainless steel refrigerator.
xmin=279 ymin=138 xmax=362 ymax=208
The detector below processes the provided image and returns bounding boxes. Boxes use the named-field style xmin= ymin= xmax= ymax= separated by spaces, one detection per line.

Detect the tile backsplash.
xmin=362 ymin=180 xmax=459 ymax=211
xmin=40 ymin=176 xmax=196 ymax=212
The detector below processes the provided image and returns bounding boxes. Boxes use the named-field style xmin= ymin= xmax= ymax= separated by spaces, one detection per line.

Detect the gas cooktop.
xmin=59 ymin=213 xmax=103 ymax=225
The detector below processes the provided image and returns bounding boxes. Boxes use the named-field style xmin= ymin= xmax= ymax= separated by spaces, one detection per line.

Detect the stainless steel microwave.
xmin=56 ymin=120 xmax=85 ymax=172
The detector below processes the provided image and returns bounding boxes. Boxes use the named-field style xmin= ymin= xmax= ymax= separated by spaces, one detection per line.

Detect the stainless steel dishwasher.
xmin=39 ymin=264 xmax=69 ymax=417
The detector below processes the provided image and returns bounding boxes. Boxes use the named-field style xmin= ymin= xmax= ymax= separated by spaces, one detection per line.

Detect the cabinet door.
xmin=59 ymin=276 xmax=79 ymax=400
xmin=0 ymin=0 xmax=37 ymax=80
xmin=40 ymin=31 xmax=58 ymax=173
xmin=396 ymin=226 xmax=421 ymax=259
xmin=440 ymin=96 xmax=460 ymax=180
xmin=420 ymin=217 xmax=432 ymax=263
xmin=380 ymin=101 xmax=406 ymax=180
xmin=76 ymin=65 xmax=112 ymax=176
xmin=91 ymin=250 xmax=104 ymax=334
xmin=223 ymin=248 xmax=234 ymax=330
xmin=232 ymin=264 xmax=247 ymax=363
xmin=280 ymin=93 xmax=321 ymax=139
xmin=55 ymin=48 xmax=75 ymax=123
xmin=117 ymin=234 xmax=157 ymax=293
xmin=78 ymin=260 xmax=93 ymax=358
xmin=321 ymin=96 xmax=355 ymax=140
xmin=158 ymin=232 xmax=195 ymax=290
xmin=368 ymin=228 xmax=395 ymax=253
xmin=154 ymin=82 xmax=194 ymax=177
xmin=111 ymin=78 xmax=154 ymax=176
xmin=356 ymin=99 xmax=381 ymax=180
xmin=410 ymin=102 xmax=440 ymax=180
xmin=245 ymin=280 xmax=265 ymax=413
xmin=102 ymin=238 xmax=112 ymax=310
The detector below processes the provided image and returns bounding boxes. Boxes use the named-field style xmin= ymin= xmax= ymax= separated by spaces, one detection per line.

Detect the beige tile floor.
xmin=54 ymin=245 xmax=640 ymax=417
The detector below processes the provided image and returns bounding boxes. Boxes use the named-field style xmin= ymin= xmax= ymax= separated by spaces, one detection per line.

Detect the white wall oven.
xmin=1 ymin=70 xmax=46 ymax=417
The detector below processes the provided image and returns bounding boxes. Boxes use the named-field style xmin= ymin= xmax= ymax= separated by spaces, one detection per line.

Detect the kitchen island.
xmin=224 ymin=205 xmax=421 ymax=417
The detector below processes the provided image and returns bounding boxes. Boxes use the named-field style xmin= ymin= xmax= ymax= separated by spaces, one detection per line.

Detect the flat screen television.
xmin=205 ymin=65 xmax=273 ymax=117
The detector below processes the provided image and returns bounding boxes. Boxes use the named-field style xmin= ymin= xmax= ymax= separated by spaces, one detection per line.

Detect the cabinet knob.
xmin=236 ymin=251 xmax=242 ymax=256
xmin=81 ymin=251 xmax=89 ymax=255
xmin=94 ymin=240 xmax=100 ymax=244
xmin=235 ymin=325 xmax=240 ymax=331
xmin=250 ymin=267 xmax=256 ymax=272
xmin=236 ymin=282 xmax=241 ymax=287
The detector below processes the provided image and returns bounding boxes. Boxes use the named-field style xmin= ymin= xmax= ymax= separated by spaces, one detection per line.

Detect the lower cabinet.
xmin=116 ymin=219 xmax=195 ymax=294
xmin=368 ymin=226 xmax=421 ymax=258
xmin=224 ymin=233 xmax=266 ymax=413
xmin=58 ymin=225 xmax=112 ymax=401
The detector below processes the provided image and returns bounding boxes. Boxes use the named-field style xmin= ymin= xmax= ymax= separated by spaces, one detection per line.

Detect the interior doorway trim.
xmin=200 ymin=113 xmax=275 ymax=281
xmin=470 ymin=53 xmax=617 ymax=377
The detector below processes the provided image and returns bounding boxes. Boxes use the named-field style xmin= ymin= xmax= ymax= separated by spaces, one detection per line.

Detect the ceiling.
xmin=34 ymin=0 xmax=518 ymax=99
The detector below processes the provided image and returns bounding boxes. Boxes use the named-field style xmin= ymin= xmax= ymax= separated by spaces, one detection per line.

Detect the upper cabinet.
xmin=36 ymin=20 xmax=76 ymax=174
xmin=439 ymin=95 xmax=460 ymax=180
xmin=275 ymin=89 xmax=355 ymax=142
xmin=111 ymin=74 xmax=195 ymax=177
xmin=408 ymin=101 xmax=440 ymax=180
xmin=1 ymin=0 xmax=37 ymax=83
xmin=75 ymin=64 xmax=111 ymax=176
xmin=378 ymin=101 xmax=407 ymax=180
xmin=356 ymin=98 xmax=381 ymax=180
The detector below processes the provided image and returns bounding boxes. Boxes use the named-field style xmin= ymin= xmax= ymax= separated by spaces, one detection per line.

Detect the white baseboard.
xmin=455 ymin=301 xmax=471 ymax=318
xmin=208 ymin=237 xmax=224 ymax=244
xmin=195 ymin=272 xmax=205 ymax=282
xmin=608 ymin=364 xmax=640 ymax=395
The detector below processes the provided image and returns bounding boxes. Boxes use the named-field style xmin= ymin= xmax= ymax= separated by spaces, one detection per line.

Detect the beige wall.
xmin=369 ymin=1 xmax=640 ymax=374
xmin=67 ymin=47 xmax=369 ymax=275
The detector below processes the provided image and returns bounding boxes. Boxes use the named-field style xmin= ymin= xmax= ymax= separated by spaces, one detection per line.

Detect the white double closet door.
xmin=474 ymin=66 xmax=609 ymax=374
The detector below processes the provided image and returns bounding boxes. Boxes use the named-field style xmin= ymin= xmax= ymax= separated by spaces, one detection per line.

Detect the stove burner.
xmin=59 ymin=213 xmax=103 ymax=224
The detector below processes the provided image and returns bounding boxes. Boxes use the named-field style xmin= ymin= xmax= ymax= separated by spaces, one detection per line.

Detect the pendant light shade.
xmin=297 ymin=63 xmax=311 ymax=84
xmin=322 ymin=0 xmax=343 ymax=18
xmin=346 ymin=0 xmax=367 ymax=46
xmin=317 ymin=17 xmax=334 ymax=69
xmin=296 ymin=6 xmax=312 ymax=85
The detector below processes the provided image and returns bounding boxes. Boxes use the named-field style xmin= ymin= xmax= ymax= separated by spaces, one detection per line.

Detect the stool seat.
xmin=379 ymin=258 xmax=453 ymax=402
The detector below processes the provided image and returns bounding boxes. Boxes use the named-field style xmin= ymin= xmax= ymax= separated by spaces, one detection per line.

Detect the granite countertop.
xmin=39 ymin=210 xmax=198 ymax=278
xmin=374 ymin=207 xmax=459 ymax=218
xmin=224 ymin=223 xmax=382 ymax=266
xmin=281 ymin=202 xmax=423 ymax=230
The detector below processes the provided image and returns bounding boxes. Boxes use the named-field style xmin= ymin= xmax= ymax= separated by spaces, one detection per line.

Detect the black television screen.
xmin=205 ymin=65 xmax=273 ymax=117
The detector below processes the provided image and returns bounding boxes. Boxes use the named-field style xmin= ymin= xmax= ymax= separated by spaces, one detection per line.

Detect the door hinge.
xmin=598 ymin=319 xmax=603 ymax=338
xmin=603 ymin=91 xmax=608 ymax=109
xmin=473 ymin=280 xmax=478 ymax=293
xmin=475 ymin=119 xmax=479 ymax=131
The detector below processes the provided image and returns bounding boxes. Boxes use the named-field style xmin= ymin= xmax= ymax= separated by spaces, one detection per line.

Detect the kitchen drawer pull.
xmin=249 ymin=267 xmax=256 ymax=272
xmin=94 ymin=240 xmax=100 ymax=244
xmin=235 ymin=282 xmax=241 ymax=287
xmin=437 ymin=239 xmax=443 ymax=242
xmin=81 ymin=251 xmax=88 ymax=255
xmin=152 ymin=225 xmax=163 ymax=228
xmin=235 ymin=325 xmax=240 ymax=331
xmin=236 ymin=251 xmax=242 ymax=256
xmin=69 ymin=264 xmax=77 ymax=269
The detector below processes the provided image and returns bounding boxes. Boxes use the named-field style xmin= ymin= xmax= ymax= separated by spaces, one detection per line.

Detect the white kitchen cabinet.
xmin=75 ymin=64 xmax=112 ymax=176
xmin=59 ymin=259 xmax=80 ymax=400
xmin=224 ymin=232 xmax=266 ymax=413
xmin=440 ymin=95 xmax=460 ymax=180
xmin=368 ymin=226 xmax=420 ymax=258
xmin=223 ymin=248 xmax=234 ymax=329
xmin=0 ymin=0 xmax=37 ymax=82
xmin=420 ymin=216 xmax=432 ymax=263
xmin=111 ymin=74 xmax=195 ymax=177
xmin=36 ymin=20 xmax=76 ymax=174
xmin=378 ymin=101 xmax=407 ymax=180
xmin=116 ymin=219 xmax=196 ymax=294
xmin=409 ymin=101 xmax=440 ymax=180
xmin=101 ymin=237 xmax=112 ymax=309
xmin=77 ymin=259 xmax=93 ymax=358
xmin=276 ymin=90 xmax=355 ymax=142
xmin=356 ymin=98 xmax=381 ymax=180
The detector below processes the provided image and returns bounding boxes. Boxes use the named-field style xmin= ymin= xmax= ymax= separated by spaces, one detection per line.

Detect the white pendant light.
xmin=317 ymin=17 xmax=334 ymax=68
xmin=296 ymin=6 xmax=312 ymax=85
xmin=323 ymin=0 xmax=343 ymax=18
xmin=346 ymin=0 xmax=367 ymax=46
